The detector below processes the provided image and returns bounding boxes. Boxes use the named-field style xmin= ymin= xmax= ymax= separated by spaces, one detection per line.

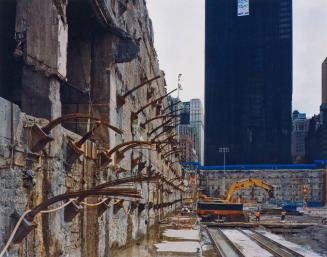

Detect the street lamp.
xmin=219 ymin=147 xmax=230 ymax=171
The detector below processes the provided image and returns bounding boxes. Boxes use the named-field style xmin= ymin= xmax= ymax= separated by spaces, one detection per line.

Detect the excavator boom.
xmin=224 ymin=178 xmax=274 ymax=202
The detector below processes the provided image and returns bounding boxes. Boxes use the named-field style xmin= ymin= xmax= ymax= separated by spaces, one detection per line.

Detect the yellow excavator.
xmin=222 ymin=178 xmax=274 ymax=202
xmin=197 ymin=178 xmax=274 ymax=221
xmin=198 ymin=178 xmax=274 ymax=203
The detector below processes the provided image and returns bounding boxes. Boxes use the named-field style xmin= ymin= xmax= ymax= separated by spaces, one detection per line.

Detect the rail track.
xmin=206 ymin=227 xmax=305 ymax=257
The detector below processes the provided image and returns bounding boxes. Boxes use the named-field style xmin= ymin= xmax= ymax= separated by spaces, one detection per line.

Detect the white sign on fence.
xmin=238 ymin=0 xmax=249 ymax=16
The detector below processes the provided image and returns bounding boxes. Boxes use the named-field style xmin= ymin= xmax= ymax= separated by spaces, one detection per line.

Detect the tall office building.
xmin=205 ymin=0 xmax=292 ymax=165
xmin=190 ymin=99 xmax=204 ymax=164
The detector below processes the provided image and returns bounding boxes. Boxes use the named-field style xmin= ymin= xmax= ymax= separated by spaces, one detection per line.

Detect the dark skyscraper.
xmin=205 ymin=0 xmax=292 ymax=165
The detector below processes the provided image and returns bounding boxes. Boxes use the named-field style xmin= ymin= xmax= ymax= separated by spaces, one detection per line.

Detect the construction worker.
xmin=255 ymin=210 xmax=261 ymax=222
xmin=281 ymin=210 xmax=286 ymax=222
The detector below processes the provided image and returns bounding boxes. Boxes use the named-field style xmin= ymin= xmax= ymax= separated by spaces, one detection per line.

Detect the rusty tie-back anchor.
xmin=131 ymin=156 xmax=142 ymax=169
xmin=161 ymin=100 xmax=182 ymax=113
xmin=64 ymin=122 xmax=101 ymax=170
xmin=157 ymin=138 xmax=178 ymax=153
xmin=131 ymin=89 xmax=177 ymax=121
xmin=152 ymin=132 xmax=177 ymax=145
xmin=11 ymin=187 xmax=141 ymax=244
xmin=113 ymin=200 xmax=125 ymax=214
xmin=99 ymin=140 xmax=163 ymax=167
xmin=116 ymin=75 xmax=161 ymax=107
xmin=163 ymin=107 xmax=184 ymax=117
xmin=148 ymin=117 xmax=179 ymax=137
xmin=29 ymin=113 xmax=123 ymax=152
xmin=65 ymin=174 xmax=159 ymax=220
xmin=140 ymin=114 xmax=178 ymax=129
xmin=137 ymin=160 xmax=147 ymax=172
xmin=112 ymin=142 xmax=155 ymax=163
xmin=162 ymin=149 xmax=182 ymax=159
xmin=151 ymin=128 xmax=176 ymax=143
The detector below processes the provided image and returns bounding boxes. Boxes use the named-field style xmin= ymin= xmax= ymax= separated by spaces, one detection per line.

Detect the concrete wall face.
xmin=200 ymin=169 xmax=325 ymax=204
xmin=0 ymin=1 xmax=183 ymax=256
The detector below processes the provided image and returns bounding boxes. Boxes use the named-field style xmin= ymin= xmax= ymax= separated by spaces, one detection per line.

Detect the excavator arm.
xmin=224 ymin=178 xmax=274 ymax=202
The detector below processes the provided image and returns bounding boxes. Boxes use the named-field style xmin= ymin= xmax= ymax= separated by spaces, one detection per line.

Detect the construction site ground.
xmin=112 ymin=208 xmax=327 ymax=256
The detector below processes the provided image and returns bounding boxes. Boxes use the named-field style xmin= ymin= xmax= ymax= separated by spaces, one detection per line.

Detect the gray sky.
xmin=147 ymin=0 xmax=327 ymax=117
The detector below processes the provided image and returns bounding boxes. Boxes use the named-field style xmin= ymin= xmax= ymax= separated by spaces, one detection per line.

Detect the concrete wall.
xmin=200 ymin=169 xmax=325 ymax=204
xmin=0 ymin=1 xmax=184 ymax=256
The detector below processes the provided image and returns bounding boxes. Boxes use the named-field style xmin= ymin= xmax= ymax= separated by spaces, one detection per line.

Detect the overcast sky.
xmin=147 ymin=0 xmax=327 ymax=117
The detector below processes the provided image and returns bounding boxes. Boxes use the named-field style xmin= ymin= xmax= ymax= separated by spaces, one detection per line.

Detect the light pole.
xmin=219 ymin=147 xmax=230 ymax=171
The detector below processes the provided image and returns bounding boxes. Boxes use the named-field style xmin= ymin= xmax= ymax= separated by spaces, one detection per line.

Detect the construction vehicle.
xmin=197 ymin=178 xmax=274 ymax=222
xmin=222 ymin=178 xmax=274 ymax=202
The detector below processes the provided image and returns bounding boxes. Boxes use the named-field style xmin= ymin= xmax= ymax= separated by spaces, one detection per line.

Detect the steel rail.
xmin=247 ymin=229 xmax=305 ymax=257
xmin=218 ymin=228 xmax=246 ymax=257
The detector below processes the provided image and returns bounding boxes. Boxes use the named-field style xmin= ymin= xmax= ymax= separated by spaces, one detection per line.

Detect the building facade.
xmin=199 ymin=168 xmax=325 ymax=205
xmin=305 ymin=57 xmax=327 ymax=162
xmin=172 ymin=98 xmax=204 ymax=163
xmin=0 ymin=1 xmax=184 ymax=256
xmin=291 ymin=111 xmax=308 ymax=163
xmin=178 ymin=125 xmax=197 ymax=162
xmin=205 ymin=0 xmax=293 ymax=165
xmin=190 ymin=99 xmax=204 ymax=164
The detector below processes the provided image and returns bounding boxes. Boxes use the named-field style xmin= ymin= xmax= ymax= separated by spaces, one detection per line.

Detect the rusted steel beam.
xmin=12 ymin=188 xmax=141 ymax=243
xmin=64 ymin=122 xmax=101 ymax=170
xmin=117 ymin=75 xmax=161 ymax=106
xmin=30 ymin=113 xmax=122 ymax=152
xmin=131 ymin=88 xmax=177 ymax=121
xmin=140 ymin=114 xmax=178 ymax=129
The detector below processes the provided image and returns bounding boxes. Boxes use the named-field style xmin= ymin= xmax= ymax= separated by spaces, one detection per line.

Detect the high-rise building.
xmin=180 ymin=102 xmax=190 ymax=125
xmin=205 ymin=0 xmax=293 ymax=165
xmin=305 ymin=57 xmax=327 ymax=162
xmin=168 ymin=97 xmax=204 ymax=163
xmin=291 ymin=111 xmax=308 ymax=163
xmin=190 ymin=99 xmax=204 ymax=164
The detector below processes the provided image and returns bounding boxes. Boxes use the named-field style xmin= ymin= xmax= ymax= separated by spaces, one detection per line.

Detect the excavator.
xmin=197 ymin=178 xmax=275 ymax=221
xmin=222 ymin=178 xmax=274 ymax=202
